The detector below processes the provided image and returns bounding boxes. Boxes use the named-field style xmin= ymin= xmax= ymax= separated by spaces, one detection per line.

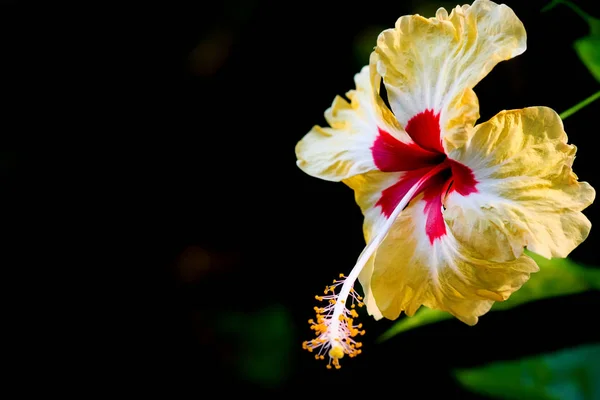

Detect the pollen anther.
xmin=302 ymin=273 xmax=366 ymax=369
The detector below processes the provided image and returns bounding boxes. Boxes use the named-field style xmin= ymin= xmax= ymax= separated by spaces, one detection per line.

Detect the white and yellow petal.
xmin=445 ymin=106 xmax=595 ymax=261
xmin=373 ymin=0 xmax=526 ymax=153
xmin=344 ymin=165 xmax=451 ymax=320
xmin=295 ymin=66 xmax=399 ymax=181
xmin=295 ymin=65 xmax=443 ymax=182
xmin=369 ymin=186 xmax=539 ymax=324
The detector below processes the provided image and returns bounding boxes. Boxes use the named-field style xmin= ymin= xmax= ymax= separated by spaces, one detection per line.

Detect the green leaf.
xmin=454 ymin=343 xmax=600 ymax=400
xmin=377 ymin=306 xmax=452 ymax=342
xmin=590 ymin=17 xmax=600 ymax=38
xmin=378 ymin=253 xmax=600 ymax=342
xmin=542 ymin=0 xmax=600 ymax=83
xmin=493 ymin=253 xmax=600 ymax=310
xmin=574 ymin=36 xmax=600 ymax=83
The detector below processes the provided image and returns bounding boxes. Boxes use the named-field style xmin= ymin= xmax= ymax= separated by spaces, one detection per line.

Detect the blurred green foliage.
xmin=353 ymin=26 xmax=385 ymax=66
xmin=217 ymin=304 xmax=293 ymax=388
xmin=543 ymin=0 xmax=600 ymax=83
xmin=379 ymin=252 xmax=600 ymax=342
xmin=454 ymin=343 xmax=600 ymax=400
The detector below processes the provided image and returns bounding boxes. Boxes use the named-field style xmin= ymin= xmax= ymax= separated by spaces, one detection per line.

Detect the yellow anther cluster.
xmin=302 ymin=278 xmax=366 ymax=369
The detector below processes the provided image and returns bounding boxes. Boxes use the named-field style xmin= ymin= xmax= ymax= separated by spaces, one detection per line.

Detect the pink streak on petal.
xmin=449 ymin=159 xmax=478 ymax=196
xmin=375 ymin=167 xmax=434 ymax=218
xmin=422 ymin=174 xmax=448 ymax=244
xmin=371 ymin=127 xmax=443 ymax=172
xmin=405 ymin=109 xmax=444 ymax=154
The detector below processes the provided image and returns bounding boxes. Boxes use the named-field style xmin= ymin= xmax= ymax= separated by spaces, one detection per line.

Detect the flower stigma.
xmin=303 ymin=163 xmax=448 ymax=368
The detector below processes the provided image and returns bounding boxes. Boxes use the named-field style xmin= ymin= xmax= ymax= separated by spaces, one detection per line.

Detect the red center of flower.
xmin=371 ymin=109 xmax=478 ymax=244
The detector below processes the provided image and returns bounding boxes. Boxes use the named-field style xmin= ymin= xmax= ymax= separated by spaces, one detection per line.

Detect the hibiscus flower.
xmin=296 ymin=0 xmax=595 ymax=369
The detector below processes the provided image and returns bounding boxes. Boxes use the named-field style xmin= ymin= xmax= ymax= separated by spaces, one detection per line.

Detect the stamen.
xmin=303 ymin=163 xmax=447 ymax=369
xmin=303 ymin=278 xmax=366 ymax=369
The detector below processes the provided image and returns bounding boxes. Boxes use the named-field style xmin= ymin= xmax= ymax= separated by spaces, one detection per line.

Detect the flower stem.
xmin=541 ymin=0 xmax=592 ymax=25
xmin=559 ymin=90 xmax=600 ymax=120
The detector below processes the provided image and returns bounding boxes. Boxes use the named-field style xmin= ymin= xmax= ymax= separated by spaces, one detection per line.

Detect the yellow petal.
xmin=358 ymin=257 xmax=384 ymax=321
xmin=372 ymin=0 xmax=526 ymax=152
xmin=370 ymin=193 xmax=539 ymax=324
xmin=446 ymin=107 xmax=595 ymax=261
xmin=295 ymin=66 xmax=410 ymax=182
xmin=345 ymin=171 xmax=404 ymax=242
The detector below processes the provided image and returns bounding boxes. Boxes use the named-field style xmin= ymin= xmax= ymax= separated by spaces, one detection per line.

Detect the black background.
xmin=3 ymin=0 xmax=599 ymax=396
